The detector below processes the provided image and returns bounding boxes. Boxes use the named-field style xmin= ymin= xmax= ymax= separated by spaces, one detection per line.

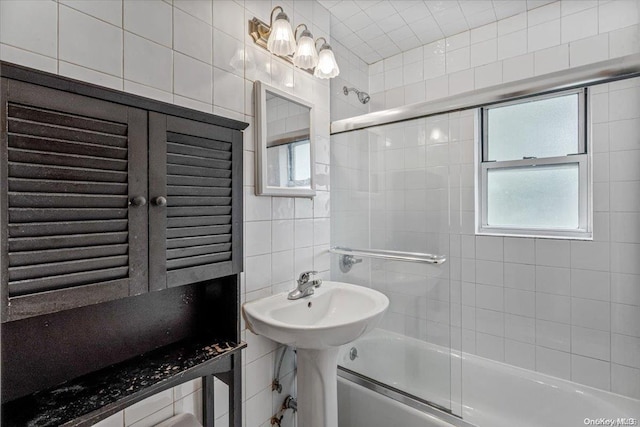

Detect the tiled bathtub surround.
xmin=1 ymin=0 xmax=332 ymax=425
xmin=331 ymin=79 xmax=640 ymax=401
xmin=330 ymin=0 xmax=640 ymax=403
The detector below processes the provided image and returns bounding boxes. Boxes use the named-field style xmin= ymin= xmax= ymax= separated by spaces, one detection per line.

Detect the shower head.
xmin=343 ymin=86 xmax=370 ymax=104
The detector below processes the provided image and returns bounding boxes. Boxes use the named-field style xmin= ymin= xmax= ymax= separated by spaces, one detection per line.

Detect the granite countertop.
xmin=2 ymin=338 xmax=245 ymax=427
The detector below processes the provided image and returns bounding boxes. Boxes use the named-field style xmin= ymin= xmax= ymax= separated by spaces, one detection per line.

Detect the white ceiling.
xmin=318 ymin=0 xmax=556 ymax=64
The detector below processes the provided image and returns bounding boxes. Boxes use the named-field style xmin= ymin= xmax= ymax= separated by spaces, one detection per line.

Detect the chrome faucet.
xmin=288 ymin=271 xmax=322 ymax=300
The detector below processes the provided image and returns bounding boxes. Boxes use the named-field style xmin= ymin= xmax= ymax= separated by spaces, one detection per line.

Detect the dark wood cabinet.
xmin=0 ymin=62 xmax=246 ymax=322
xmin=148 ymin=113 xmax=243 ymax=290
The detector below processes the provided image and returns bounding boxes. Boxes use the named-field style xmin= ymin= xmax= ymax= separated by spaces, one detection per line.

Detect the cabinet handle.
xmin=153 ymin=196 xmax=167 ymax=206
xmin=130 ymin=196 xmax=147 ymax=207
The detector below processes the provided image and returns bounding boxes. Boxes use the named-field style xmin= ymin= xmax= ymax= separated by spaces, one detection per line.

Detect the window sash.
xmin=481 ymin=88 xmax=587 ymax=163
xmin=478 ymin=155 xmax=590 ymax=239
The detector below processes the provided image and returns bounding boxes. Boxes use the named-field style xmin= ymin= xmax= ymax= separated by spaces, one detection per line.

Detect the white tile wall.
xmin=366 ymin=0 xmax=640 ymax=112
xmin=0 ymin=1 xmax=333 ymax=425
xmin=330 ymin=77 xmax=640 ymax=401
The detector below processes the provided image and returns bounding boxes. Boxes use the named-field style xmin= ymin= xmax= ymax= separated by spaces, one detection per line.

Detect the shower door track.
xmin=331 ymin=53 xmax=640 ymax=134
xmin=338 ymin=366 xmax=477 ymax=427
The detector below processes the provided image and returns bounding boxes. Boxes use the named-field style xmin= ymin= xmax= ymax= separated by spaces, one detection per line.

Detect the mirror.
xmin=255 ymin=81 xmax=315 ymax=197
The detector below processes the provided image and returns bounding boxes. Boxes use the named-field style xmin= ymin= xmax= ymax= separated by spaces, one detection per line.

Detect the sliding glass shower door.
xmin=330 ymin=112 xmax=468 ymax=417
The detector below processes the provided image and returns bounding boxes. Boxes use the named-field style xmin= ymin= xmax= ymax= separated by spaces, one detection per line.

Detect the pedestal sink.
xmin=242 ymin=281 xmax=389 ymax=427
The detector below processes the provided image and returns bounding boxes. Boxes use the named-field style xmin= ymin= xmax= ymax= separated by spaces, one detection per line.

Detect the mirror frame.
xmin=255 ymin=80 xmax=316 ymax=197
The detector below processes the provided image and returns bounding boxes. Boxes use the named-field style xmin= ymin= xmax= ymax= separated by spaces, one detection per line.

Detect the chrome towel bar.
xmin=329 ymin=246 xmax=447 ymax=265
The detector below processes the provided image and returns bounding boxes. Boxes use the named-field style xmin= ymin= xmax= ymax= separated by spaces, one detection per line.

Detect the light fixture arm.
xmin=294 ymin=24 xmax=309 ymax=40
xmin=315 ymin=37 xmax=328 ymax=50
xmin=269 ymin=6 xmax=285 ymax=27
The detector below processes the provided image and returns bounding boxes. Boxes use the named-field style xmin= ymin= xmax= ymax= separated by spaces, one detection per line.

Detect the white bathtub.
xmin=337 ymin=329 xmax=640 ymax=427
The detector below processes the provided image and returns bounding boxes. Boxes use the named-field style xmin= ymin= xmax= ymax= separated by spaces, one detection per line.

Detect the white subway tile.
xmin=476 ymin=332 xmax=505 ymax=361
xmin=271 ymin=250 xmax=294 ymax=285
xmin=212 ymin=0 xmax=245 ymax=41
xmin=446 ymin=47 xmax=470 ymax=73
xmin=570 ymin=241 xmax=610 ymax=271
xmin=570 ymin=33 xmax=609 ymax=67
xmin=59 ymin=61 xmax=122 ymax=90
xmin=505 ymin=339 xmax=536 ymax=369
xmin=612 ymin=302 xmax=640 ymax=337
xmin=561 ymin=7 xmax=598 ymax=43
xmin=124 ymin=0 xmax=172 ymax=47
xmin=535 ymin=266 xmax=570 ymax=295
xmin=612 ymin=333 xmax=640 ymax=368
xmin=503 ymin=53 xmax=534 ymax=82
xmin=449 ymin=69 xmax=474 ymax=95
xmin=536 ymin=346 xmax=570 ymax=379
xmin=611 ymin=242 xmax=640 ymax=274
xmin=611 ymin=273 xmax=640 ymax=306
xmin=528 ymin=2 xmax=561 ymax=26
xmin=571 ymin=269 xmax=610 ymax=301
xmin=497 ymin=29 xmax=527 ymax=60
xmin=527 ymin=20 xmax=561 ymax=52
xmin=471 ymin=22 xmax=497 ymax=44
xmin=474 ymin=61 xmax=503 ymax=89
xmin=504 ymin=238 xmax=535 ymax=264
xmin=534 ymin=44 xmax=569 ymax=75
xmin=572 ymin=326 xmax=611 ymax=360
xmin=599 ymin=0 xmax=640 ymax=33
xmin=173 ymin=53 xmax=213 ymax=104
xmin=61 ymin=0 xmax=122 ymax=26
xmin=213 ymin=67 xmax=244 ymax=113
xmin=505 ymin=313 xmax=536 ymax=343
xmin=476 ymin=236 xmax=503 ymax=261
xmin=505 ymin=288 xmax=535 ymax=317
xmin=535 ymin=239 xmax=570 ymax=267
xmin=561 ymin=1 xmax=597 ymax=16
xmin=470 ymin=39 xmax=497 ymax=67
xmin=446 ymin=31 xmax=470 ymax=51
xmin=174 ymin=0 xmax=212 ymax=25
xmin=213 ymin=29 xmax=244 ymax=78
xmin=536 ymin=293 xmax=571 ymax=323
xmin=497 ymin=12 xmax=527 ymax=36
xmin=0 ymin=0 xmax=57 ymax=58
xmin=245 ymin=254 xmax=271 ymax=293
xmin=609 ymin=86 xmax=640 ymax=121
xmin=571 ymin=354 xmax=610 ymax=390
xmin=60 ymin=6 xmax=123 ymax=77
xmin=612 ymin=364 xmax=640 ymax=399
xmin=0 ymin=43 xmax=57 ymax=73
xmin=536 ymin=319 xmax=571 ymax=351
xmin=504 ymin=263 xmax=536 ymax=290
xmin=246 ymin=353 xmax=273 ymax=399
xmin=609 ymin=25 xmax=640 ymax=58
xmin=124 ymin=32 xmax=173 ymax=92
xmin=572 ymin=297 xmax=611 ymax=331
xmin=245 ymin=221 xmax=271 ymax=257
xmin=174 ymin=8 xmax=212 ymax=64
xmin=476 ymin=260 xmax=504 ymax=286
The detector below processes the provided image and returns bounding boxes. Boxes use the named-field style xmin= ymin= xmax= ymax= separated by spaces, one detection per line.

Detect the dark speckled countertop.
xmin=2 ymin=338 xmax=245 ymax=427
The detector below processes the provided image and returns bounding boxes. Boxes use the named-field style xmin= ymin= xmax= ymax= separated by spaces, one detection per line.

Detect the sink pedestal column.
xmin=296 ymin=347 xmax=339 ymax=427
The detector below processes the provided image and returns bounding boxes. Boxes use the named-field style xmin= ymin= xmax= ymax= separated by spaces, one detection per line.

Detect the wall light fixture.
xmin=249 ymin=6 xmax=340 ymax=79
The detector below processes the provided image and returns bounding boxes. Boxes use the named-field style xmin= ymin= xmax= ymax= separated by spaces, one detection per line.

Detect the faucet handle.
xmin=298 ymin=270 xmax=318 ymax=283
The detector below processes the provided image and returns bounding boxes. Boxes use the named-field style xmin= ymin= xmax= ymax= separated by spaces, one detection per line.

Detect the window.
xmin=477 ymin=89 xmax=591 ymax=239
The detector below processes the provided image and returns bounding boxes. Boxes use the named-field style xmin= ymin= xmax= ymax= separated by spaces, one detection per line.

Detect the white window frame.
xmin=476 ymin=89 xmax=592 ymax=240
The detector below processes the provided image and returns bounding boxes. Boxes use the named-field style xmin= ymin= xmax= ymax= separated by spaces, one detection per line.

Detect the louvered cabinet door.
xmin=149 ymin=113 xmax=242 ymax=289
xmin=0 ymin=79 xmax=148 ymax=321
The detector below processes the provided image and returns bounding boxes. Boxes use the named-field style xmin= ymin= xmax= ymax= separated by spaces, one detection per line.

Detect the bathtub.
xmin=337 ymin=329 xmax=640 ymax=427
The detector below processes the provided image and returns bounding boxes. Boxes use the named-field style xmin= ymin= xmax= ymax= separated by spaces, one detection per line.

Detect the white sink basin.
xmin=242 ymin=281 xmax=389 ymax=427
xmin=242 ymin=281 xmax=389 ymax=349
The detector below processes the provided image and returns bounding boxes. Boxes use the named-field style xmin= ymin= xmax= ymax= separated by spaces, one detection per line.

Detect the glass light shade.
xmin=293 ymin=32 xmax=318 ymax=70
xmin=267 ymin=13 xmax=296 ymax=56
xmin=314 ymin=45 xmax=339 ymax=79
